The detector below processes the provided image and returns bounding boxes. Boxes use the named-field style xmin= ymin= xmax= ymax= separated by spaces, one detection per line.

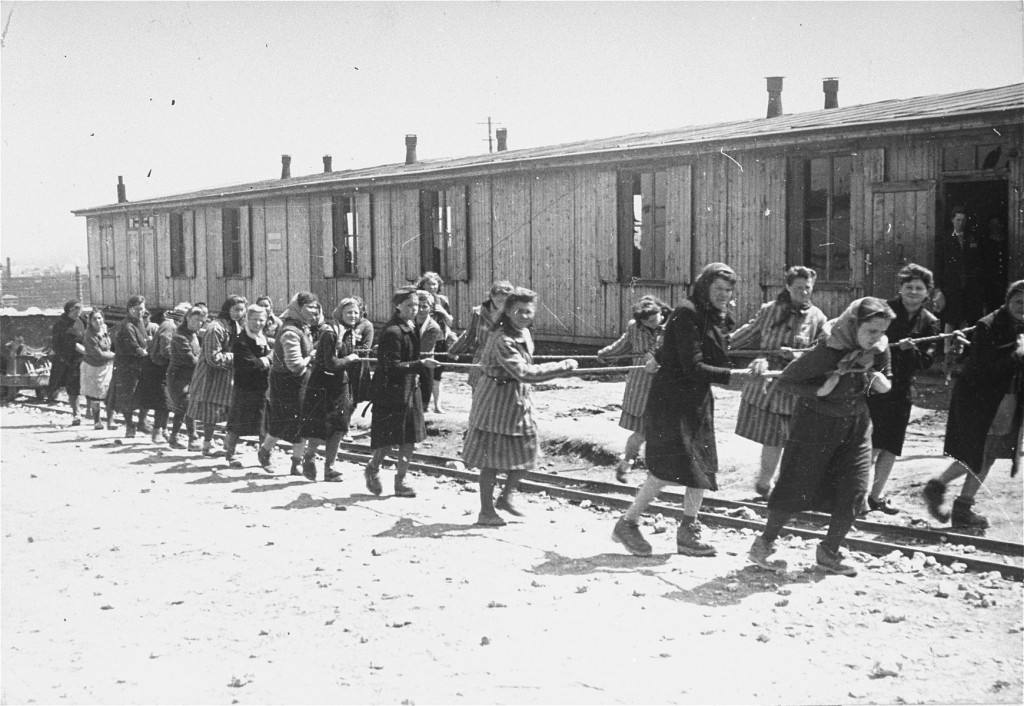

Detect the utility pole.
xmin=478 ymin=116 xmax=501 ymax=153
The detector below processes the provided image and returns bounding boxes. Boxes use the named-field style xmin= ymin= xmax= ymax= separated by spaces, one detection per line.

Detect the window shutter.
xmin=211 ymin=207 xmax=224 ymax=279
xmin=183 ymin=211 xmax=196 ymax=278
xmin=159 ymin=213 xmax=172 ymax=279
xmin=321 ymin=199 xmax=335 ymax=278
xmin=664 ymin=164 xmax=692 ymax=285
xmin=447 ymin=184 xmax=469 ymax=281
xmin=239 ymin=205 xmax=252 ymax=278
xmin=402 ymin=190 xmax=422 ymax=281
xmin=595 ymin=172 xmax=618 ymax=283
xmin=355 ymin=192 xmax=373 ymax=279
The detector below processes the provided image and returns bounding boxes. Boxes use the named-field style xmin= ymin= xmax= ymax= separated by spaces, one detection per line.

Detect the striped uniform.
xmin=186 ymin=318 xmax=236 ymax=424
xmin=598 ymin=320 xmax=661 ymax=433
xmin=729 ymin=300 xmax=827 ymax=446
xmin=448 ymin=301 xmax=500 ymax=389
xmin=462 ymin=326 xmax=570 ymax=471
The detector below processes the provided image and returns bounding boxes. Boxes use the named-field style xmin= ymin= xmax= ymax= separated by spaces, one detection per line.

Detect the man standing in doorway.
xmin=933 ymin=205 xmax=983 ymax=339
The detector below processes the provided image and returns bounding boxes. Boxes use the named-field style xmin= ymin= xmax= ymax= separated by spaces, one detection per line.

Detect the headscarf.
xmin=824 ymin=297 xmax=894 ymax=374
xmin=281 ymin=292 xmax=317 ymax=326
xmin=690 ymin=262 xmax=736 ymax=324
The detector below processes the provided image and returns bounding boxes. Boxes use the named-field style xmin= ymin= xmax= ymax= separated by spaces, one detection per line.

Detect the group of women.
xmin=49 ymin=260 xmax=1022 ymax=576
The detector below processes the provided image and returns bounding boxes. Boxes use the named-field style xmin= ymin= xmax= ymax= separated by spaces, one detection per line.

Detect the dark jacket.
xmin=52 ymin=313 xmax=87 ymax=363
xmin=369 ymin=314 xmax=427 ymax=448
xmin=232 ymin=329 xmax=272 ymax=393
xmin=643 ymin=299 xmax=734 ymax=489
xmin=944 ymin=307 xmax=1024 ymax=473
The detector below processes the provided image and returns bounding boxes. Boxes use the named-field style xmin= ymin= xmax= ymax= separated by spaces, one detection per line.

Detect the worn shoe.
xmin=70 ymin=417 xmax=82 ymax=427
xmin=187 ymin=439 xmax=202 ymax=452
xmin=125 ymin=424 xmax=137 ymax=439
xmin=93 ymin=422 xmax=105 ymax=431
xmin=257 ymin=446 xmax=272 ymax=470
xmin=476 ymin=513 xmax=507 ymax=527
xmin=951 ymin=497 xmax=989 ymax=530
xmin=816 ymin=543 xmax=858 ymax=577
xmin=754 ymin=481 xmax=772 ymax=500
xmin=202 ymin=442 xmax=224 ymax=458
xmin=868 ymin=495 xmax=900 ymax=515
xmin=612 ymin=517 xmax=653 ymax=557
xmin=922 ymin=479 xmax=949 ymax=522
xmin=289 ymin=461 xmax=303 ymax=477
xmin=151 ymin=429 xmax=163 ymax=444
xmin=106 ymin=422 xmax=118 ymax=431
xmin=394 ymin=478 xmax=417 ymax=498
xmin=324 ymin=468 xmax=343 ymax=483
xmin=302 ymin=459 xmax=318 ymax=481
xmin=226 ymin=455 xmax=243 ymax=469
xmin=748 ymin=536 xmax=787 ymax=572
xmin=495 ymin=495 xmax=524 ymax=517
xmin=364 ymin=468 xmax=383 ymax=495
xmin=676 ymin=520 xmax=717 ymax=557
xmin=138 ymin=420 xmax=153 ymax=434
xmin=167 ymin=435 xmax=185 ymax=449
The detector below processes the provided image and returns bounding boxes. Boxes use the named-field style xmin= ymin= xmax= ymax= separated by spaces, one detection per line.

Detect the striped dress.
xmin=598 ymin=320 xmax=662 ymax=433
xmin=186 ymin=318 xmax=237 ymax=424
xmin=729 ymin=300 xmax=827 ymax=446
xmin=462 ymin=326 xmax=571 ymax=471
xmin=449 ymin=301 xmax=501 ymax=389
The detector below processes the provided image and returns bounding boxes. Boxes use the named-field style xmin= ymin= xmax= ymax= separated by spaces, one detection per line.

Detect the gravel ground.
xmin=2 ymin=378 xmax=1022 ymax=705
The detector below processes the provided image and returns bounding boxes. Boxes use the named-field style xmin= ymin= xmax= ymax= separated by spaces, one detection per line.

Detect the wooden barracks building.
xmin=73 ymin=79 xmax=1024 ymax=344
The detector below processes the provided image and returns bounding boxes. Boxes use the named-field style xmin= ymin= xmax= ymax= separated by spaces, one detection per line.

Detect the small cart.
xmin=0 ymin=342 xmax=51 ymax=400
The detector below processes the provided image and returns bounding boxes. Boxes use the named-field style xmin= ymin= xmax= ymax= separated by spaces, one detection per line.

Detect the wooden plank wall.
xmin=1010 ymin=137 xmax=1024 ymax=279
xmin=85 ymin=218 xmax=103 ymax=308
xmin=529 ymin=170 xmax=575 ymax=338
xmin=264 ymin=200 xmax=289 ymax=308
xmin=491 ymin=174 xmax=532 ymax=293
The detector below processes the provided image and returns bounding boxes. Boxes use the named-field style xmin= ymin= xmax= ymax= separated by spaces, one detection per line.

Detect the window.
xmin=100 ymin=223 xmax=115 ymax=277
xmin=127 ymin=216 xmax=151 ymax=229
xmin=791 ymin=155 xmax=852 ymax=282
xmin=617 ymin=170 xmax=667 ymax=281
xmin=222 ymin=207 xmax=242 ymax=277
xmin=332 ymin=195 xmax=358 ymax=276
xmin=420 ymin=189 xmax=453 ymax=276
xmin=169 ymin=213 xmax=186 ymax=277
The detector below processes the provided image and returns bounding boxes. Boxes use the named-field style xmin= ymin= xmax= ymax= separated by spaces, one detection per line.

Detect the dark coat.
xmin=944 ymin=307 xmax=1024 ymax=473
xmin=369 ymin=314 xmax=426 ymax=449
xmin=301 ymin=324 xmax=360 ymax=440
xmin=643 ymin=299 xmax=733 ymax=489
xmin=226 ymin=330 xmax=271 ymax=437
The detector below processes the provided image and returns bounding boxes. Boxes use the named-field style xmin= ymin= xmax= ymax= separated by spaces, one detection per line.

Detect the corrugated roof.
xmin=73 ymin=82 xmax=1024 ymax=215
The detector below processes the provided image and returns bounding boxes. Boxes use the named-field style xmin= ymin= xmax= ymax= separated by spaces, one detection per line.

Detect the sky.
xmin=1 ymin=0 xmax=1022 ymax=269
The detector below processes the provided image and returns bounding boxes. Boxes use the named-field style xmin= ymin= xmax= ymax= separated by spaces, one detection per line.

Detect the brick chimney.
xmin=280 ymin=155 xmax=291 ymax=179
xmin=116 ymin=176 xmax=127 ymax=203
xmin=405 ymin=135 xmax=417 ymax=165
xmin=496 ymin=128 xmax=508 ymax=152
xmin=323 ymin=155 xmax=333 ymax=173
xmin=765 ymin=76 xmax=784 ymax=118
xmin=823 ymin=77 xmax=839 ymax=109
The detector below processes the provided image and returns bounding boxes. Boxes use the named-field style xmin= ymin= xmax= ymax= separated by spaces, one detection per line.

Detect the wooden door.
xmin=869 ymin=181 xmax=936 ymax=296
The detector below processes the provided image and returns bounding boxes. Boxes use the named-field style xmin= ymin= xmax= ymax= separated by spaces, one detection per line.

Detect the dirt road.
xmin=2 ymin=382 xmax=1022 ymax=704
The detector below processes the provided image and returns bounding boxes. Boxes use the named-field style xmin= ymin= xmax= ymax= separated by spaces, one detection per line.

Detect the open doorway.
xmin=941 ymin=179 xmax=1009 ymax=316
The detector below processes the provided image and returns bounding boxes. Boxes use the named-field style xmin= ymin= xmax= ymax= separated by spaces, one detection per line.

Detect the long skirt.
xmin=768 ymin=401 xmax=871 ymax=515
xmin=266 ymin=370 xmax=307 ymax=444
xmin=299 ymin=372 xmax=353 ymax=440
xmin=108 ymin=357 xmax=143 ymax=415
xmin=226 ymin=388 xmax=267 ymax=438
xmin=735 ymin=401 xmax=791 ymax=447
xmin=462 ymin=427 xmax=538 ymax=471
xmin=135 ymin=359 xmax=168 ymax=412
xmin=165 ymin=364 xmax=194 ymax=415
xmin=370 ymin=377 xmax=425 ymax=448
xmin=48 ymin=356 xmax=81 ymax=397
xmin=80 ymin=361 xmax=112 ymax=402
xmin=644 ymin=385 xmax=719 ymax=491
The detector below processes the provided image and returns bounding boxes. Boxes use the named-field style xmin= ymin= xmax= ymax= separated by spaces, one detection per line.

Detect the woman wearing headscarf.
xmin=729 ymin=266 xmax=827 ymax=497
xmin=612 ymin=263 xmax=762 ymax=557
xmin=80 ymin=309 xmax=115 ymax=430
xmin=748 ymin=297 xmax=894 ymax=577
xmin=863 ymin=264 xmax=940 ymax=515
xmin=165 ymin=307 xmax=205 ymax=450
xmin=187 ymin=295 xmax=247 ymax=455
xmin=108 ymin=295 xmax=150 ymax=437
xmin=923 ymin=280 xmax=1024 ymax=530
xmin=449 ymin=280 xmax=513 ymax=390
xmin=597 ymin=294 xmax=671 ymax=483
xmin=257 ymin=292 xmax=318 ymax=474
xmin=223 ymin=304 xmax=273 ymax=468
xmin=464 ymin=287 xmax=578 ymax=526
xmin=297 ymin=297 xmax=364 ymax=481
xmin=363 ymin=286 xmax=439 ymax=498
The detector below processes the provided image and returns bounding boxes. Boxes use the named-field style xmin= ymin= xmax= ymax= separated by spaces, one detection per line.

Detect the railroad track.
xmin=10 ymin=397 xmax=1023 ymax=580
